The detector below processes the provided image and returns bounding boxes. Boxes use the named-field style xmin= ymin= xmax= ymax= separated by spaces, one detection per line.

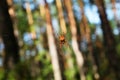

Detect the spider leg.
xmin=65 ymin=40 xmax=70 ymax=48
xmin=59 ymin=42 xmax=62 ymax=48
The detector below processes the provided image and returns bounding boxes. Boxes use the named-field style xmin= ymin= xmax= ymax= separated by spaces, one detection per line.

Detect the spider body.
xmin=59 ymin=34 xmax=66 ymax=43
xmin=58 ymin=33 xmax=67 ymax=48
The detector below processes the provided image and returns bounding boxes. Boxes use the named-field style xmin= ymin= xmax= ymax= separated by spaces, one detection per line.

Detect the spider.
xmin=58 ymin=33 xmax=68 ymax=48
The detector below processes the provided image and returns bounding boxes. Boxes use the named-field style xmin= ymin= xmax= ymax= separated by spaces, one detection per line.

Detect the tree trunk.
xmin=0 ymin=0 xmax=20 ymax=79
xmin=78 ymin=0 xmax=99 ymax=79
xmin=95 ymin=0 xmax=120 ymax=79
xmin=45 ymin=1 xmax=63 ymax=80
xmin=55 ymin=0 xmax=67 ymax=33
xmin=64 ymin=0 xmax=85 ymax=80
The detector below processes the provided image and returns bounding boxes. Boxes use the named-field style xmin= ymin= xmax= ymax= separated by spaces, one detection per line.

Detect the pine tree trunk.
xmin=45 ymin=1 xmax=64 ymax=80
xmin=78 ymin=0 xmax=99 ymax=79
xmin=95 ymin=0 xmax=120 ymax=79
xmin=64 ymin=0 xmax=85 ymax=80
xmin=0 ymin=0 xmax=20 ymax=79
xmin=55 ymin=0 xmax=67 ymax=33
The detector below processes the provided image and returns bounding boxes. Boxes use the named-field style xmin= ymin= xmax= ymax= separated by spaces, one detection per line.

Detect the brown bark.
xmin=0 ymin=0 xmax=20 ymax=79
xmin=78 ymin=0 xmax=99 ymax=80
xmin=45 ymin=0 xmax=62 ymax=80
xmin=95 ymin=0 xmax=120 ymax=79
xmin=64 ymin=0 xmax=85 ymax=80
xmin=55 ymin=0 xmax=67 ymax=33
xmin=0 ymin=0 xmax=20 ymax=68
xmin=25 ymin=2 xmax=33 ymax=26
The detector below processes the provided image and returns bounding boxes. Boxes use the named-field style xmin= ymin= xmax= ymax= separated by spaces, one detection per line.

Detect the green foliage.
xmin=0 ymin=68 xmax=4 ymax=80
xmin=116 ymin=43 xmax=120 ymax=56
xmin=8 ymin=70 xmax=16 ymax=80
xmin=86 ymin=73 xmax=93 ymax=80
xmin=109 ymin=20 xmax=117 ymax=29
xmin=15 ymin=61 xmax=32 ymax=80
xmin=50 ymin=5 xmax=58 ymax=16
xmin=16 ymin=8 xmax=29 ymax=35
xmin=65 ymin=67 xmax=78 ymax=80
xmin=35 ymin=51 xmax=54 ymax=80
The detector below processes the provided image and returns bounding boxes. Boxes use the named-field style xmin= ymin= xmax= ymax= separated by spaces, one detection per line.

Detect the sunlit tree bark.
xmin=39 ymin=1 xmax=45 ymax=18
xmin=55 ymin=0 xmax=67 ymax=33
xmin=7 ymin=0 xmax=19 ymax=39
xmin=55 ymin=1 xmax=73 ymax=79
xmin=0 ymin=0 xmax=20 ymax=79
xmin=25 ymin=2 xmax=36 ymax=40
xmin=64 ymin=0 xmax=85 ymax=80
xmin=44 ymin=1 xmax=62 ymax=80
xmin=95 ymin=0 xmax=120 ymax=79
xmin=25 ymin=2 xmax=33 ymax=26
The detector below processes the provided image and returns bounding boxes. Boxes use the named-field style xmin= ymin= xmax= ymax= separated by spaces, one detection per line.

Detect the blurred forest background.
xmin=0 ymin=0 xmax=120 ymax=80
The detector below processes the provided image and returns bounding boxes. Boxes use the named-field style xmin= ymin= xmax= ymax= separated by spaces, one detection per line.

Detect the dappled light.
xmin=0 ymin=0 xmax=120 ymax=80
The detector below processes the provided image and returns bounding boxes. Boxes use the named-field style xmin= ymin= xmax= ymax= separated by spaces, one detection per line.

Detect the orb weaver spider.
xmin=57 ymin=32 xmax=69 ymax=48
